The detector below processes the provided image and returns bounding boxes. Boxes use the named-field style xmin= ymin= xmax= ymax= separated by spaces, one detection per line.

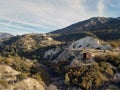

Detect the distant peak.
xmin=0 ymin=32 xmax=13 ymax=40
xmin=89 ymin=17 xmax=108 ymax=24
xmin=90 ymin=17 xmax=106 ymax=19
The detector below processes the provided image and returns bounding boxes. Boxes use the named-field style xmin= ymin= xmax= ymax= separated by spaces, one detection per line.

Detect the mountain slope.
xmin=50 ymin=17 xmax=120 ymax=41
xmin=51 ymin=17 xmax=120 ymax=34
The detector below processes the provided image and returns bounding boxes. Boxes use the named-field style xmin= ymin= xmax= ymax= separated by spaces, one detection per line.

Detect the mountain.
xmin=50 ymin=17 xmax=120 ymax=41
xmin=0 ymin=32 xmax=13 ymax=40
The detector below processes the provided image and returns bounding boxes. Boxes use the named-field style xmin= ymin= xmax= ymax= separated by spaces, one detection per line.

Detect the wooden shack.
xmin=83 ymin=52 xmax=92 ymax=61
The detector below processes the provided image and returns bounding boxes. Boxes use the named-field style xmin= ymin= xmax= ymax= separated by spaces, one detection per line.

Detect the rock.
xmin=47 ymin=84 xmax=58 ymax=90
xmin=69 ymin=36 xmax=111 ymax=50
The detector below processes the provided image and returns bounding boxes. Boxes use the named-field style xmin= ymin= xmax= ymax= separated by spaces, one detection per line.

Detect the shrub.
xmin=64 ymin=63 xmax=113 ymax=90
xmin=16 ymin=73 xmax=27 ymax=81
xmin=0 ymin=80 xmax=8 ymax=88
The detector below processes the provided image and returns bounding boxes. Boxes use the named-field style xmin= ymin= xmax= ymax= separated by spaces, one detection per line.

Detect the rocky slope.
xmin=44 ymin=36 xmax=112 ymax=62
xmin=0 ymin=65 xmax=47 ymax=90
xmin=69 ymin=36 xmax=111 ymax=50
xmin=0 ymin=55 xmax=51 ymax=90
xmin=0 ymin=65 xmax=46 ymax=90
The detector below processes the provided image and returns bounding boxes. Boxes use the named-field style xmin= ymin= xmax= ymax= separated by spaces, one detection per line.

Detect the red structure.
xmin=83 ymin=52 xmax=91 ymax=61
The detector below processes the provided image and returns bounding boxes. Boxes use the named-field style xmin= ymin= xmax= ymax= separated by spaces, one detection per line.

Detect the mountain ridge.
xmin=50 ymin=17 xmax=120 ymax=41
xmin=51 ymin=17 xmax=120 ymax=34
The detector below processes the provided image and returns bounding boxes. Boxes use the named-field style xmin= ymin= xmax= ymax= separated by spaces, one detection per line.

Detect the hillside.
xmin=50 ymin=17 xmax=120 ymax=41
xmin=0 ymin=33 xmax=120 ymax=89
xmin=43 ymin=36 xmax=120 ymax=90
xmin=52 ymin=37 xmax=112 ymax=62
xmin=0 ymin=34 xmax=63 ymax=61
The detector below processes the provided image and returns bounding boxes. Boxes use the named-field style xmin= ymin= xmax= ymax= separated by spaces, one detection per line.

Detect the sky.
xmin=0 ymin=0 xmax=120 ymax=35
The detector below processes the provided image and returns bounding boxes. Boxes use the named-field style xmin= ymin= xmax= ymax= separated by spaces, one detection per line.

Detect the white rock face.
xmin=44 ymin=48 xmax=61 ymax=59
xmin=69 ymin=36 xmax=111 ymax=50
xmin=44 ymin=49 xmax=58 ymax=58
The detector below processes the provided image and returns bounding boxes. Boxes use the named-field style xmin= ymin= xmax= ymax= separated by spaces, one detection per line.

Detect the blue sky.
xmin=0 ymin=0 xmax=120 ymax=35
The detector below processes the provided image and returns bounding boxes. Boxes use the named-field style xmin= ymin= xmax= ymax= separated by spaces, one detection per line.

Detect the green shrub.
xmin=16 ymin=73 xmax=27 ymax=81
xmin=95 ymin=54 xmax=120 ymax=70
xmin=32 ymin=73 xmax=42 ymax=81
xmin=64 ymin=63 xmax=113 ymax=90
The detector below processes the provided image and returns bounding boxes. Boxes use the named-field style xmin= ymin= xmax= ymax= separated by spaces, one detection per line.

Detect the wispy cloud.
xmin=0 ymin=0 xmax=119 ymax=35
xmin=97 ymin=0 xmax=105 ymax=16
